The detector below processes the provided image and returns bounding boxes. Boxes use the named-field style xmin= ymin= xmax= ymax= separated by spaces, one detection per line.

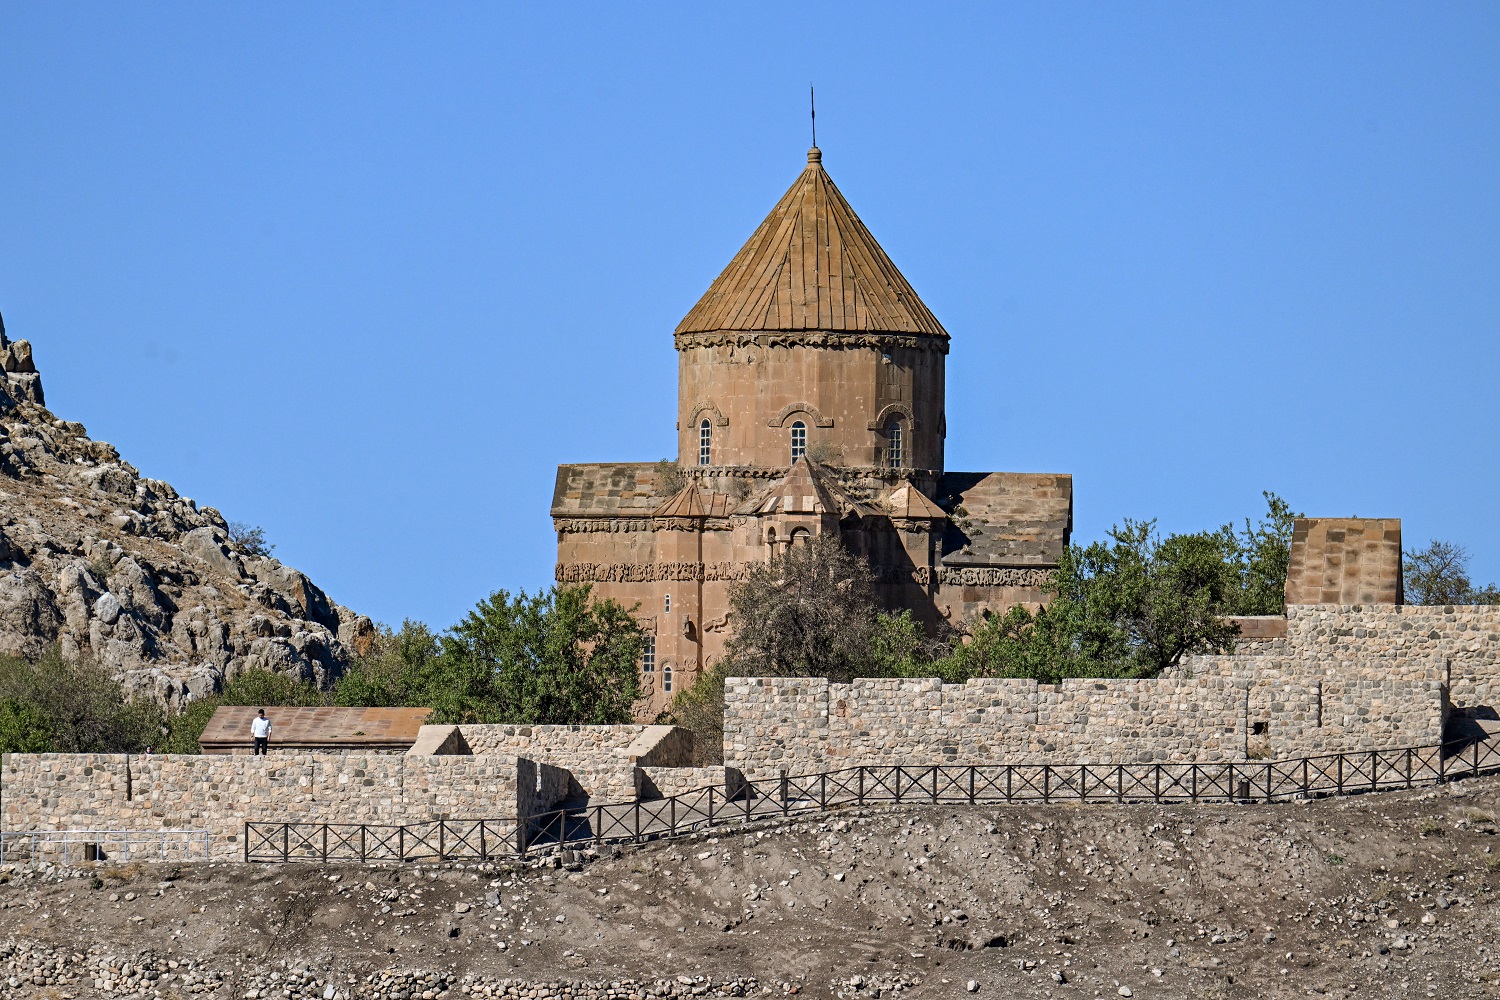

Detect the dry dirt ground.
xmin=5 ymin=775 xmax=1500 ymax=1000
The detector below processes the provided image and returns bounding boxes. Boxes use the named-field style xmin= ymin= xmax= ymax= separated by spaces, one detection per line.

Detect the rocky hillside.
xmin=0 ymin=319 xmax=371 ymax=707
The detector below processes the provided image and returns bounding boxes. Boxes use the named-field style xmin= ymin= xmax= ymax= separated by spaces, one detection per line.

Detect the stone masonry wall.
xmin=724 ymin=676 xmax=1249 ymax=782
xmin=1169 ymin=656 xmax=1449 ymax=756
xmin=1277 ymin=605 xmax=1500 ymax=714
xmin=0 ymin=752 xmax=569 ymax=859
xmin=411 ymin=725 xmax=695 ymax=804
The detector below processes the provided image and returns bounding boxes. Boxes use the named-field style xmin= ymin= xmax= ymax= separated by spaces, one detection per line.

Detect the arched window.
xmin=887 ymin=420 xmax=903 ymax=469
xmin=789 ymin=421 xmax=807 ymax=463
xmin=790 ymin=527 xmax=811 ymax=546
xmin=663 ymin=664 xmax=673 ymax=694
xmin=698 ymin=419 xmax=712 ymax=466
xmin=641 ymin=636 xmax=655 ymax=673
xmin=664 ymin=593 xmax=671 ymax=614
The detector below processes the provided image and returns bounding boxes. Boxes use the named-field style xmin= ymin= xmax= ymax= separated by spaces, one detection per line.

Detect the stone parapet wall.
xmin=1278 ymin=605 xmax=1500 ymax=713
xmin=1170 ymin=655 xmax=1449 ymax=756
xmin=0 ymin=752 xmax=568 ymax=859
xmin=724 ymin=676 xmax=1250 ymax=781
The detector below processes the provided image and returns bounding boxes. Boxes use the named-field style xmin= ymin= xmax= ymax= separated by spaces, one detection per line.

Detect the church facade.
xmin=553 ymin=148 xmax=1073 ymax=716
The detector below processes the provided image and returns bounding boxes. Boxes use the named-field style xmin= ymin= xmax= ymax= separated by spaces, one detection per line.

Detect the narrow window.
xmin=790 ymin=421 xmax=807 ymax=462
xmin=887 ymin=420 xmax=903 ymax=469
xmin=698 ymin=419 xmax=712 ymax=466
xmin=663 ymin=665 xmax=673 ymax=693
xmin=664 ymin=593 xmax=671 ymax=614
xmin=641 ymin=636 xmax=655 ymax=673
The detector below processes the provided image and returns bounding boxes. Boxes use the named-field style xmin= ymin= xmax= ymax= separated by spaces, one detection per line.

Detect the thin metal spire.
xmin=810 ymin=83 xmax=817 ymax=148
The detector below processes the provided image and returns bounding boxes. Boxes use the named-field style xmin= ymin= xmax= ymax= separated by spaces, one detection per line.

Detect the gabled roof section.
xmin=676 ymin=148 xmax=948 ymax=338
xmin=883 ymin=483 xmax=948 ymax=521
xmin=650 ymin=482 xmax=734 ymax=518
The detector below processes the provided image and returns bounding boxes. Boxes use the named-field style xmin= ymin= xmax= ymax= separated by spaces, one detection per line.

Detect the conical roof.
xmin=676 ymin=149 xmax=948 ymax=338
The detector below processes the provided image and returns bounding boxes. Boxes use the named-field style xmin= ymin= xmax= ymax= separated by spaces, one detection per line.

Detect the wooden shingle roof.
xmin=676 ymin=149 xmax=948 ymax=338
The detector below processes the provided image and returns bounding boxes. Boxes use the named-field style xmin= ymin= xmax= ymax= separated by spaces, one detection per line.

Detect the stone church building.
xmin=553 ymin=147 xmax=1073 ymax=715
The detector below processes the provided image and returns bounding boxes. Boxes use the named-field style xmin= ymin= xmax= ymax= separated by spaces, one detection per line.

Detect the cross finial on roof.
xmin=810 ymin=82 xmax=816 ymax=148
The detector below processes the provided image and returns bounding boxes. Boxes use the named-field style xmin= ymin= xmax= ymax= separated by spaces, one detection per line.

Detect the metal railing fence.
xmin=0 ymin=828 xmax=211 ymax=865
xmin=242 ymin=738 xmax=1500 ymax=864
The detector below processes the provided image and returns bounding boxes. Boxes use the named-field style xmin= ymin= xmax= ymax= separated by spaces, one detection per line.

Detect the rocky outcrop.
xmin=0 ymin=317 xmax=373 ymax=708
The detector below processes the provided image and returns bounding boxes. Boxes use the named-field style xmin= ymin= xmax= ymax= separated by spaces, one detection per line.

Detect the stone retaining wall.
xmin=0 ymin=752 xmax=569 ymax=859
xmin=724 ymin=659 xmax=1451 ymax=782
xmin=724 ymin=676 xmax=1250 ymax=781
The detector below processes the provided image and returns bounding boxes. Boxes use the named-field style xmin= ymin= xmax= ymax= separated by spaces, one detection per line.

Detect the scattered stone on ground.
xmin=4 ymin=775 xmax=1500 ymax=998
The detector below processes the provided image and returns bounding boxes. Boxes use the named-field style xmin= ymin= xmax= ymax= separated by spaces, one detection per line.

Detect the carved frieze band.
xmin=556 ymin=561 xmax=757 ymax=583
xmin=553 ymin=518 xmax=733 ymax=534
xmin=556 ymin=561 xmax=1054 ymax=588
xmin=675 ymin=331 xmax=949 ymax=355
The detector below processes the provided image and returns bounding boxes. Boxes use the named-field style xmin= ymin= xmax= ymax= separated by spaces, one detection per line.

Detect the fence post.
xmin=594 ymin=805 xmax=603 ymax=850
xmin=243 ymin=823 xmax=249 ymax=863
xmin=1301 ymin=759 xmax=1308 ymax=796
xmin=1190 ymin=766 xmax=1198 ymax=803
xmin=480 ymin=822 xmax=488 ymax=862
xmin=779 ymin=770 xmax=790 ymax=816
xmin=670 ymin=796 xmax=677 ymax=836
xmin=858 ymin=769 xmax=865 ymax=806
xmin=1153 ymin=765 xmax=1160 ymax=804
xmin=1116 ymin=765 xmax=1123 ymax=804
xmin=968 ymin=767 xmax=975 ymax=805
xmin=1475 ymin=740 xmax=1483 ymax=777
xmin=1043 ymin=767 xmax=1051 ymax=804
xmin=1227 ymin=763 xmax=1235 ymax=803
xmin=1405 ymin=749 xmax=1412 ymax=789
xmin=281 ymin=825 xmax=289 ymax=863
xmin=321 ymin=825 xmax=328 ymax=863
xmin=398 ymin=826 xmax=405 ymax=863
xmin=1005 ymin=765 xmax=1013 ymax=803
xmin=820 ymin=772 xmax=827 ymax=810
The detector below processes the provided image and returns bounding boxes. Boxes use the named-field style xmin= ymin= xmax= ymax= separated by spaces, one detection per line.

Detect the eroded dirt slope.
xmin=4 ymin=776 xmax=1500 ymax=999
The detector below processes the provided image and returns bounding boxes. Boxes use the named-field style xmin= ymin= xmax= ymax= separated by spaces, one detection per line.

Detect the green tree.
xmin=0 ymin=696 xmax=55 ymax=752
xmin=332 ymin=620 xmax=442 ymax=708
xmin=720 ymin=535 xmax=881 ymax=682
xmin=1404 ymin=540 xmax=1500 ymax=606
xmin=1224 ymin=492 xmax=1302 ymax=615
xmin=0 ymin=650 xmax=162 ymax=753
xmin=437 ymin=585 xmax=645 ymax=725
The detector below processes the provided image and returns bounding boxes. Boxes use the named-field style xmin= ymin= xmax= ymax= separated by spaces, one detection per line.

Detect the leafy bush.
xmin=0 ymin=650 xmax=162 ymax=753
xmin=333 ymin=587 xmax=645 ymax=726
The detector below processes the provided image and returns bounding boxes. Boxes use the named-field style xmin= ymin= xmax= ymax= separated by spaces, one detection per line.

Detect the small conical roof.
xmin=677 ymin=149 xmax=948 ymax=338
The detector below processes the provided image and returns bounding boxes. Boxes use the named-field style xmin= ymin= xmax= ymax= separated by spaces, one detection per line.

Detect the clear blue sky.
xmin=3 ymin=3 xmax=1497 ymax=629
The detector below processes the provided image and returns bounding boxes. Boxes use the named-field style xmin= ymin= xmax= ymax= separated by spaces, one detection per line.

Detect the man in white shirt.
xmin=250 ymin=709 xmax=272 ymax=755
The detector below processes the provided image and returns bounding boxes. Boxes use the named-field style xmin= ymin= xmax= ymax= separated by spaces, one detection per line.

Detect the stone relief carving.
xmin=767 ymin=402 xmax=835 ymax=428
xmin=558 ymin=561 xmax=1053 ymax=588
xmin=867 ymin=402 xmax=917 ymax=431
xmin=674 ymin=331 xmax=949 ymax=354
xmin=688 ymin=400 xmax=729 ymax=427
